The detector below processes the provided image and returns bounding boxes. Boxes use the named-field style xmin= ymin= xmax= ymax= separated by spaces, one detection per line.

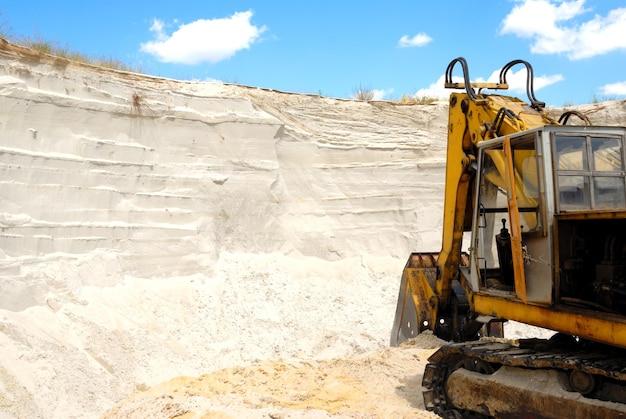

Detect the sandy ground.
xmin=103 ymin=334 xmax=444 ymax=419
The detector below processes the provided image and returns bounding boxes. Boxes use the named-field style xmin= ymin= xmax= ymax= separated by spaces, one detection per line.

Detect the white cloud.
xmin=492 ymin=68 xmax=564 ymax=93
xmin=372 ymin=88 xmax=393 ymax=100
xmin=148 ymin=19 xmax=166 ymax=41
xmin=350 ymin=87 xmax=393 ymax=100
xmin=601 ymin=81 xmax=626 ymax=96
xmin=414 ymin=67 xmax=563 ymax=99
xmin=398 ymin=33 xmax=432 ymax=48
xmin=140 ymin=10 xmax=267 ymax=64
xmin=414 ymin=74 xmax=451 ymax=99
xmin=500 ymin=0 xmax=626 ymax=60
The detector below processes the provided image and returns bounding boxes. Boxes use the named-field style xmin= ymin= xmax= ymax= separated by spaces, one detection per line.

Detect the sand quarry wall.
xmin=0 ymin=40 xmax=452 ymax=417
xmin=0 ymin=40 xmax=449 ymax=276
xmin=0 ymin=39 xmax=626 ymax=418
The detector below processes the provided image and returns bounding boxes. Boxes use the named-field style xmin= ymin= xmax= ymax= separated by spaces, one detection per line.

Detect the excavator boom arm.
xmin=392 ymin=57 xmax=554 ymax=344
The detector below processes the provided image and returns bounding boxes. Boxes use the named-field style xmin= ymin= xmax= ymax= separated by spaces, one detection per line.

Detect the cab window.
xmin=555 ymin=135 xmax=625 ymax=211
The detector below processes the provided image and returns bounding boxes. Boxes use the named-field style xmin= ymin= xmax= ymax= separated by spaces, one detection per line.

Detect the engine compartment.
xmin=558 ymin=217 xmax=626 ymax=316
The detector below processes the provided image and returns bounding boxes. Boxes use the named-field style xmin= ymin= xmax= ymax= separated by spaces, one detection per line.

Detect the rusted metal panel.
xmin=447 ymin=367 xmax=626 ymax=418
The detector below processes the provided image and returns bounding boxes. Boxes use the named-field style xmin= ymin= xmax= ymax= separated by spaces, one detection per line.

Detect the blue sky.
xmin=2 ymin=0 xmax=626 ymax=106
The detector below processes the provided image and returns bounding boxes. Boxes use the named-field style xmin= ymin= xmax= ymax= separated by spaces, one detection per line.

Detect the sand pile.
xmin=103 ymin=334 xmax=445 ymax=419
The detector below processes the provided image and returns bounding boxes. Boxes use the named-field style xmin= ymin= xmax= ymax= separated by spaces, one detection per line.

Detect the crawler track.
xmin=423 ymin=339 xmax=626 ymax=418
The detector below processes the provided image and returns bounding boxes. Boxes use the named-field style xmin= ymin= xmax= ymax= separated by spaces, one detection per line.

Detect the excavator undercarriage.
xmin=423 ymin=338 xmax=626 ymax=418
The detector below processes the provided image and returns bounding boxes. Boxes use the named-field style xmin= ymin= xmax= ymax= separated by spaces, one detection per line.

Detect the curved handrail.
xmin=558 ymin=110 xmax=592 ymax=126
xmin=445 ymin=57 xmax=480 ymax=102
xmin=499 ymin=59 xmax=545 ymax=111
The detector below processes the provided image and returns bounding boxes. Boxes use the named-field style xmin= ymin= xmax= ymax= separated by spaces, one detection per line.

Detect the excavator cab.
xmin=471 ymin=125 xmax=626 ymax=315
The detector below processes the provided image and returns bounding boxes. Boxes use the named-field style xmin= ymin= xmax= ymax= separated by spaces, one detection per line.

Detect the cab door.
xmin=471 ymin=132 xmax=552 ymax=304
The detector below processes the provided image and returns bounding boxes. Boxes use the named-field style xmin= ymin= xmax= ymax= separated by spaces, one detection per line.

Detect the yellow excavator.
xmin=391 ymin=57 xmax=626 ymax=418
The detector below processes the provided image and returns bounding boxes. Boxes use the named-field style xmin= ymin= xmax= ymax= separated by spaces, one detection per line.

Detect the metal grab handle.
xmin=499 ymin=59 xmax=546 ymax=111
xmin=444 ymin=57 xmax=480 ymax=102
xmin=558 ymin=110 xmax=592 ymax=126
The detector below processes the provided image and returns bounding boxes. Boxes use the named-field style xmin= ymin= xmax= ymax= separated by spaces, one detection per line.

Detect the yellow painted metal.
xmin=444 ymin=82 xmax=509 ymax=90
xmin=395 ymin=57 xmax=626 ymax=416
xmin=473 ymin=293 xmax=626 ymax=349
xmin=392 ymin=253 xmax=453 ymax=345
xmin=556 ymin=210 xmax=626 ymax=221
xmin=435 ymin=95 xmax=476 ymax=309
xmin=405 ymin=266 xmax=438 ymax=331
xmin=503 ymin=137 xmax=527 ymax=303
xmin=435 ymin=92 xmax=551 ymax=311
